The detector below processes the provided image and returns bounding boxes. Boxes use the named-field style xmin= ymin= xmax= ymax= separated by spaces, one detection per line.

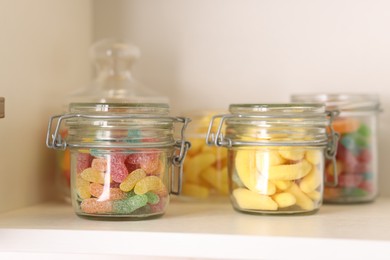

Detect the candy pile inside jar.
xmin=232 ymin=147 xmax=323 ymax=213
xmin=182 ymin=111 xmax=228 ymax=199
xmin=324 ymin=116 xmax=376 ymax=202
xmin=74 ymin=149 xmax=168 ymax=217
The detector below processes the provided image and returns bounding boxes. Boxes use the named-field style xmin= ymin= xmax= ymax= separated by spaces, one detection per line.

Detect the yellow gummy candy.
xmin=268 ymin=160 xmax=312 ymax=181
xmin=134 ymin=176 xmax=166 ymax=195
xmin=80 ymin=167 xmax=105 ymax=184
xmin=184 ymin=152 xmax=217 ymax=183
xmin=233 ymin=188 xmax=278 ymax=211
xmin=299 ymin=166 xmax=322 ymax=193
xmin=256 ymin=150 xmax=286 ymax=173
xmin=187 ymin=138 xmax=204 ymax=156
xmin=76 ymin=176 xmax=91 ymax=199
xmin=182 ymin=183 xmax=210 ymax=199
xmin=286 ymin=183 xmax=315 ymax=211
xmin=278 ymin=148 xmax=305 ymax=161
xmin=305 ymin=190 xmax=321 ymax=201
xmin=271 ymin=180 xmax=292 ymax=191
xmin=119 ymin=169 xmax=147 ymax=192
xmin=200 ymin=167 xmax=229 ymax=195
xmin=235 ymin=150 xmax=276 ymax=194
xmin=272 ymin=192 xmax=296 ymax=208
xmin=305 ymin=150 xmax=323 ymax=165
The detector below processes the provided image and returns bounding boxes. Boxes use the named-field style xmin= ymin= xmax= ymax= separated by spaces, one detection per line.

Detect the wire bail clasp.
xmin=170 ymin=117 xmax=191 ymax=195
xmin=325 ymin=110 xmax=340 ymax=187
xmin=206 ymin=114 xmax=232 ymax=147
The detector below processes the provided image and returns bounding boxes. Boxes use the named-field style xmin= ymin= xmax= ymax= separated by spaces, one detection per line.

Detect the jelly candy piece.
xmin=363 ymin=172 xmax=374 ymax=180
xmin=182 ymin=183 xmax=210 ymax=199
xmin=113 ymin=194 xmax=148 ymax=214
xmin=344 ymin=187 xmax=368 ymax=197
xmin=305 ymin=190 xmax=321 ymax=201
xmin=299 ymin=166 xmax=321 ymax=193
xmin=278 ymin=148 xmax=305 ymax=161
xmin=80 ymin=167 xmax=105 ymax=184
xmin=233 ymin=188 xmax=278 ymax=211
xmin=235 ymin=150 xmax=256 ymax=190
xmin=305 ymin=150 xmax=322 ymax=165
xmin=271 ymin=180 xmax=292 ymax=191
xmin=338 ymin=174 xmax=363 ymax=188
xmin=324 ymin=187 xmax=342 ymax=200
xmin=119 ymin=169 xmax=147 ymax=192
xmin=89 ymin=183 xmax=126 ymax=201
xmin=149 ymin=195 xmax=168 ymax=213
xmin=200 ymin=167 xmax=229 ymax=195
xmin=145 ymin=191 xmax=160 ymax=205
xmin=134 ymin=176 xmax=166 ymax=195
xmin=184 ymin=152 xmax=217 ymax=183
xmin=357 ymin=149 xmax=372 ymax=163
xmin=326 ymin=160 xmax=344 ymax=177
xmin=286 ymin=183 xmax=314 ymax=210
xmin=91 ymin=158 xmax=107 ymax=172
xmin=127 ymin=129 xmax=142 ymax=143
xmin=256 ymin=150 xmax=286 ymax=172
xmin=359 ymin=181 xmax=374 ymax=193
xmin=268 ymin=160 xmax=312 ymax=181
xmin=125 ymin=155 xmax=139 ymax=173
xmin=109 ymin=158 xmax=129 ymax=183
xmin=340 ymin=135 xmax=360 ymax=155
xmin=126 ymin=153 xmax=142 ymax=165
xmin=187 ymin=138 xmax=204 ymax=156
xmin=140 ymin=153 xmax=161 ymax=174
xmin=76 ymin=176 xmax=91 ymax=199
xmin=272 ymin=192 xmax=296 ymax=208
xmin=357 ymin=123 xmax=371 ymax=137
xmin=77 ymin=153 xmax=92 ymax=174
xmin=332 ymin=118 xmax=360 ymax=134
xmin=80 ymin=198 xmax=113 ymax=214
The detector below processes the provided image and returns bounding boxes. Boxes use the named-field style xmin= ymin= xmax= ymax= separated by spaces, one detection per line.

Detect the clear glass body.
xmin=221 ymin=104 xmax=330 ymax=215
xmin=64 ymin=103 xmax=178 ymax=219
xmin=292 ymin=94 xmax=380 ymax=203
xmin=182 ymin=110 xmax=228 ymax=200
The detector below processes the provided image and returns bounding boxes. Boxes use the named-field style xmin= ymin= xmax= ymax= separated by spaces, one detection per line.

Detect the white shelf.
xmin=1 ymin=197 xmax=390 ymax=259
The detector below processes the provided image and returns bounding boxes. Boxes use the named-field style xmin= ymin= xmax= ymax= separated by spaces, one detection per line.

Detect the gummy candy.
xmin=119 ymin=169 xmax=147 ymax=192
xmin=134 ymin=176 xmax=166 ymax=196
xmin=77 ymin=153 xmax=92 ymax=174
xmin=113 ymin=193 xmax=148 ymax=214
xmin=267 ymin=160 xmax=312 ymax=181
xmin=91 ymin=158 xmax=107 ymax=172
xmin=149 ymin=195 xmax=168 ymax=213
xmin=80 ymin=168 xmax=105 ymax=184
xmin=145 ymin=191 xmax=160 ymax=205
xmin=76 ymin=176 xmax=91 ymax=199
xmin=233 ymin=188 xmax=278 ymax=211
xmin=80 ymin=198 xmax=113 ymax=214
xmin=286 ymin=183 xmax=314 ymax=211
xmin=89 ymin=183 xmax=126 ymax=201
xmin=272 ymin=192 xmax=296 ymax=208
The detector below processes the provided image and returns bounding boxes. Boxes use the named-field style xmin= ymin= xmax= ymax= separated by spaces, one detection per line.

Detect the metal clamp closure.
xmin=324 ymin=110 xmax=340 ymax=187
xmin=170 ymin=117 xmax=191 ymax=195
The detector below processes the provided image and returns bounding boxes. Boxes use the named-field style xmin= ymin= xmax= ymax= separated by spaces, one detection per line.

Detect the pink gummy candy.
xmin=77 ymin=153 xmax=92 ymax=174
xmin=80 ymin=198 xmax=113 ymax=214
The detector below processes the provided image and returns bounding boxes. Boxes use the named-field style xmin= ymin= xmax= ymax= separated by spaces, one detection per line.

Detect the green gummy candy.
xmin=343 ymin=188 xmax=367 ymax=197
xmin=146 ymin=192 xmax=160 ymax=205
xmin=113 ymin=194 xmax=148 ymax=214
xmin=340 ymin=135 xmax=359 ymax=153
xmin=357 ymin=124 xmax=371 ymax=137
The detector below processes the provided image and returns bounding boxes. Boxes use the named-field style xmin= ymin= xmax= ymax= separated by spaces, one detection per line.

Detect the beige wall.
xmin=0 ymin=0 xmax=92 ymax=212
xmin=94 ymin=0 xmax=390 ymax=195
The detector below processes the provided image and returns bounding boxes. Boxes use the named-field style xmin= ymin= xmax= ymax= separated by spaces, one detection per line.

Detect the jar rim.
xmin=229 ymin=103 xmax=326 ymax=115
xmin=291 ymin=93 xmax=380 ymax=112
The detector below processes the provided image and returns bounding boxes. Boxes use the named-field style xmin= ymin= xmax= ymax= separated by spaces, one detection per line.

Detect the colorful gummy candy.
xmin=74 ymin=150 xmax=169 ymax=217
xmin=324 ymin=118 xmax=376 ymax=203
xmin=232 ymin=147 xmax=323 ymax=213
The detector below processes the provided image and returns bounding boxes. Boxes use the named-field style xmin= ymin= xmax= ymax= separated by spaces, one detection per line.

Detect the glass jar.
xmin=47 ymin=103 xmax=190 ymax=219
xmin=181 ymin=110 xmax=228 ymax=200
xmin=206 ymin=104 xmax=338 ymax=215
xmin=55 ymin=39 xmax=169 ymax=203
xmin=291 ymin=94 xmax=380 ymax=203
